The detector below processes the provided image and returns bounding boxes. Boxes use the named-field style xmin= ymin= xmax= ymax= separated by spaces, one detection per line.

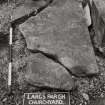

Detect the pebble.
xmin=2 ymin=98 xmax=7 ymax=102
xmin=82 ymin=93 xmax=89 ymax=101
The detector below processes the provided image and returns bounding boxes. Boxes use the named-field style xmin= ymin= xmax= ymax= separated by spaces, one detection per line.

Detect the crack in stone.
xmin=10 ymin=0 xmax=99 ymax=78
xmin=11 ymin=0 xmax=53 ymax=28
xmin=29 ymin=49 xmax=95 ymax=78
xmin=0 ymin=0 xmax=53 ymax=47
xmin=16 ymin=0 xmax=99 ymax=78
xmin=8 ymin=0 xmax=80 ymax=78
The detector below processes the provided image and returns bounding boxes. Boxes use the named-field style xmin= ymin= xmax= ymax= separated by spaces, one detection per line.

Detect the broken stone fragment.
xmin=82 ymin=93 xmax=89 ymax=101
xmin=89 ymin=0 xmax=105 ymax=48
xmin=19 ymin=0 xmax=99 ymax=77
xmin=82 ymin=0 xmax=92 ymax=26
xmin=11 ymin=0 xmax=50 ymax=22
xmin=93 ymin=0 xmax=105 ymax=20
xmin=25 ymin=53 xmax=75 ymax=90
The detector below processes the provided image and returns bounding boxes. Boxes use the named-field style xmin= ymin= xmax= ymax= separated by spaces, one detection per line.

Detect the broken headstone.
xmin=19 ymin=0 xmax=99 ymax=77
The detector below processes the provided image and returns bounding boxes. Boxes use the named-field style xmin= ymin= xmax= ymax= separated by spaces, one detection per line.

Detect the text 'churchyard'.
xmin=23 ymin=92 xmax=70 ymax=105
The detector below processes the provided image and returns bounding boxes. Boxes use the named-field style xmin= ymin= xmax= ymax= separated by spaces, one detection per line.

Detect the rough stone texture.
xmin=89 ymin=0 xmax=105 ymax=48
xmin=25 ymin=53 xmax=75 ymax=90
xmin=19 ymin=0 xmax=98 ymax=77
xmin=93 ymin=0 xmax=105 ymax=20
xmin=11 ymin=5 xmax=36 ymax=22
xmin=11 ymin=0 xmax=47 ymax=21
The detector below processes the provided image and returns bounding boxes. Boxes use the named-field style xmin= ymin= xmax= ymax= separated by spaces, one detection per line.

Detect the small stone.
xmin=2 ymin=98 xmax=7 ymax=102
xmin=96 ymin=56 xmax=100 ymax=62
xmin=100 ymin=93 xmax=104 ymax=98
xmin=82 ymin=93 xmax=89 ymax=101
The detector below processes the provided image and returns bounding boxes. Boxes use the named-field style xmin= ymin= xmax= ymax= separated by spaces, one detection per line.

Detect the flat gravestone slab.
xmin=19 ymin=0 xmax=98 ymax=76
xmin=25 ymin=53 xmax=75 ymax=90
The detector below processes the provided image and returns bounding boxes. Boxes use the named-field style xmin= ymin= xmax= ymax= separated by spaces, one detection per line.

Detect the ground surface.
xmin=0 ymin=0 xmax=105 ymax=105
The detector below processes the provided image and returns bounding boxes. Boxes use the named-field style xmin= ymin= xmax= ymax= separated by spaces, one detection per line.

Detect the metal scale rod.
xmin=8 ymin=19 xmax=13 ymax=92
xmin=7 ymin=0 xmax=16 ymax=93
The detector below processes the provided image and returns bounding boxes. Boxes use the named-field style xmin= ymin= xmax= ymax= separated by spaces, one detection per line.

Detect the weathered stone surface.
xmin=25 ymin=53 xmax=75 ymax=90
xmin=11 ymin=5 xmax=36 ymax=22
xmin=19 ymin=0 xmax=98 ymax=76
xmin=93 ymin=0 xmax=105 ymax=20
xmin=11 ymin=0 xmax=47 ymax=21
xmin=89 ymin=0 xmax=105 ymax=48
